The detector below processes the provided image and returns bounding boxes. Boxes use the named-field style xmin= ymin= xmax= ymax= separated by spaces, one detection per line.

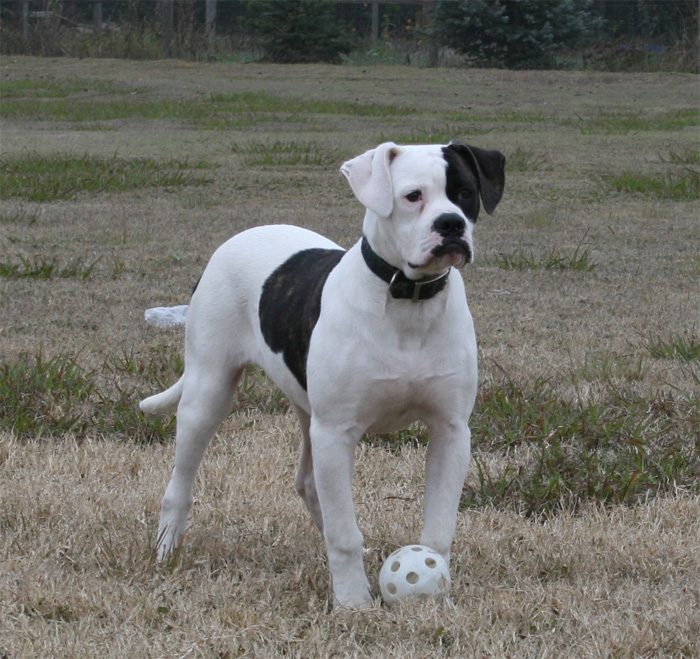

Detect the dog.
xmin=140 ymin=141 xmax=505 ymax=609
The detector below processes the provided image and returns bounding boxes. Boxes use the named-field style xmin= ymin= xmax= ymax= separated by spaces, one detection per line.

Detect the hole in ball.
xmin=387 ymin=583 xmax=397 ymax=595
xmin=406 ymin=572 xmax=419 ymax=584
xmin=425 ymin=558 xmax=437 ymax=568
xmin=391 ymin=561 xmax=401 ymax=573
xmin=411 ymin=546 xmax=422 ymax=552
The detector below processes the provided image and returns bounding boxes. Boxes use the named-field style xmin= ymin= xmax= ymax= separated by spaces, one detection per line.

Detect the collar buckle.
xmin=412 ymin=280 xmax=423 ymax=303
xmin=362 ymin=236 xmax=450 ymax=302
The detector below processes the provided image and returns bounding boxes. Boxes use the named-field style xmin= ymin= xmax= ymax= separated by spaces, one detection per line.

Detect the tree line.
xmin=1 ymin=1 xmax=697 ymax=72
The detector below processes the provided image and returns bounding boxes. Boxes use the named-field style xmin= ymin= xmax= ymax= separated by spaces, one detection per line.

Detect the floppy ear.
xmin=340 ymin=142 xmax=400 ymax=218
xmin=449 ymin=141 xmax=506 ymax=215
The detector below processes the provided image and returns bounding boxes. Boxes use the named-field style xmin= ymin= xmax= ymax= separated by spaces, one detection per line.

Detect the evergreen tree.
xmin=248 ymin=0 xmax=353 ymax=64
xmin=436 ymin=0 xmax=603 ymax=69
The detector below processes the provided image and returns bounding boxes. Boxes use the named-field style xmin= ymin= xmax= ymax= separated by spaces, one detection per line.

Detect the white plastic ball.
xmin=378 ymin=544 xmax=451 ymax=606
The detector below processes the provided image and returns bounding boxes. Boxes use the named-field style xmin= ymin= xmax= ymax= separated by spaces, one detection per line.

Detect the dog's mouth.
xmin=430 ymin=238 xmax=471 ymax=267
xmin=407 ymin=238 xmax=472 ymax=272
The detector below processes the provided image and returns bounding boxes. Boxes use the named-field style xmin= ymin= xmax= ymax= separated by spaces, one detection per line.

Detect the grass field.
xmin=1 ymin=56 xmax=699 ymax=657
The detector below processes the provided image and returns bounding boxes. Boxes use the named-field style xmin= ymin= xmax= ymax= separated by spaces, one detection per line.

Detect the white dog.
xmin=141 ymin=141 xmax=505 ymax=609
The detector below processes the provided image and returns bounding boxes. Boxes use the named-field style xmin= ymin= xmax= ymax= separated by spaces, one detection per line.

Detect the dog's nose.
xmin=433 ymin=213 xmax=466 ymax=237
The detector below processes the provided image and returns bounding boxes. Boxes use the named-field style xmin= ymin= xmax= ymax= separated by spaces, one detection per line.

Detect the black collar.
xmin=361 ymin=236 xmax=450 ymax=302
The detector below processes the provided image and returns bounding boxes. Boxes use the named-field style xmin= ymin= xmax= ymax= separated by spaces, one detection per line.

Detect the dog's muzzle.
xmin=431 ymin=213 xmax=471 ymax=264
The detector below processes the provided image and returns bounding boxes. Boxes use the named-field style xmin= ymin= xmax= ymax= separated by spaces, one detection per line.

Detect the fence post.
xmin=422 ymin=0 xmax=439 ymax=67
xmin=162 ymin=0 xmax=174 ymax=57
xmin=93 ymin=1 xmax=102 ymax=37
xmin=205 ymin=0 xmax=217 ymax=38
xmin=371 ymin=1 xmax=379 ymax=41
xmin=21 ymin=0 xmax=29 ymax=40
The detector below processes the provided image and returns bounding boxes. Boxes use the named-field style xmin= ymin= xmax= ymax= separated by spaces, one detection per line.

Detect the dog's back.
xmin=141 ymin=224 xmax=341 ymax=415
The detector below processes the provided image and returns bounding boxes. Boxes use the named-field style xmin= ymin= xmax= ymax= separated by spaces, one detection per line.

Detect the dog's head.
xmin=341 ymin=141 xmax=505 ymax=279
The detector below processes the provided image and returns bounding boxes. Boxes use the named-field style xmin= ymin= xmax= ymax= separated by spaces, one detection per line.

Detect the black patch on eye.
xmin=259 ymin=248 xmax=345 ymax=390
xmin=442 ymin=146 xmax=481 ymax=222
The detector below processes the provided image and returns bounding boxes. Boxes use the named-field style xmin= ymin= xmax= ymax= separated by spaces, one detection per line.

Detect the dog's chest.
xmin=308 ymin=294 xmax=474 ymax=432
xmin=351 ymin=351 xmax=471 ymax=433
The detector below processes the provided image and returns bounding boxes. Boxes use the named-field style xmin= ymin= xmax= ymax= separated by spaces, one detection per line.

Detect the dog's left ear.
xmin=341 ymin=142 xmax=400 ymax=218
xmin=448 ymin=142 xmax=506 ymax=215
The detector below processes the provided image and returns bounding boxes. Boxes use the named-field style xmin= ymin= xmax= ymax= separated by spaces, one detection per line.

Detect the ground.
xmin=0 ymin=56 xmax=698 ymax=657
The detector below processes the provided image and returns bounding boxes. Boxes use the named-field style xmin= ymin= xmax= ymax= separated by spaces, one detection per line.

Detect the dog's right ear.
xmin=341 ymin=142 xmax=400 ymax=218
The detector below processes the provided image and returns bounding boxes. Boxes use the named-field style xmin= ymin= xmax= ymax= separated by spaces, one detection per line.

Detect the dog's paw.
xmin=332 ymin=583 xmax=374 ymax=612
xmin=333 ymin=595 xmax=376 ymax=612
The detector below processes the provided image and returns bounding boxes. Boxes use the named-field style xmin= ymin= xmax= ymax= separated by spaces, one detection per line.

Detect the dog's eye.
xmin=458 ymin=188 xmax=473 ymax=201
xmin=406 ymin=190 xmax=422 ymax=203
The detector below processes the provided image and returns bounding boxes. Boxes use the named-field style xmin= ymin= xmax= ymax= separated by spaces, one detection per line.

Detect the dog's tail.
xmin=140 ymin=377 xmax=184 ymax=415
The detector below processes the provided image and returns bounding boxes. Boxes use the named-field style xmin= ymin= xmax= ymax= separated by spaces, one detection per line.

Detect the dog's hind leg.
xmin=293 ymin=405 xmax=324 ymax=534
xmin=157 ymin=364 xmax=244 ymax=561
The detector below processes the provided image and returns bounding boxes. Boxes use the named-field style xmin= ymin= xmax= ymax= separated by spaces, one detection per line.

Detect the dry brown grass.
xmin=1 ymin=57 xmax=699 ymax=657
xmin=2 ymin=427 xmax=699 ymax=657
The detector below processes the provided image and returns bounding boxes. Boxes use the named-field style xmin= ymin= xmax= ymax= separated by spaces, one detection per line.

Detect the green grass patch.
xmin=662 ymin=147 xmax=700 ymax=165
xmin=507 ymin=146 xmax=548 ymax=172
xmin=639 ymin=331 xmax=700 ymax=362
xmin=0 ymin=153 xmax=212 ymax=202
xmin=238 ymin=366 xmax=290 ymax=415
xmin=0 ymin=79 xmax=67 ymax=99
xmin=0 ymin=254 xmax=100 ymax=280
xmin=1 ymin=353 xmax=95 ymax=438
xmin=0 ymin=351 xmax=181 ymax=442
xmin=603 ymin=169 xmax=700 ymax=200
xmin=463 ymin=377 xmax=700 ymax=517
xmin=0 ymin=98 xmax=199 ymax=123
xmin=231 ymin=139 xmax=343 ymax=167
xmin=0 ymin=350 xmax=290 ymax=442
xmin=571 ymin=353 xmax=648 ymax=385
xmin=489 ymin=246 xmax=596 ymax=271
xmin=576 ymin=108 xmax=700 ymax=134
xmin=209 ymin=92 xmax=415 ymax=118
xmin=495 ymin=109 xmax=553 ymax=124
xmin=1 ymin=91 xmax=414 ymax=128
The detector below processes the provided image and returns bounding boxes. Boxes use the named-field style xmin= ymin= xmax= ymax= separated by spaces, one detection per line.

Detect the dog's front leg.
xmin=420 ymin=421 xmax=472 ymax=564
xmin=310 ymin=420 xmax=372 ymax=610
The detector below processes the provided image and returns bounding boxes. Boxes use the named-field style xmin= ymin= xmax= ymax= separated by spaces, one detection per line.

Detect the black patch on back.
xmin=259 ymin=248 xmax=345 ymax=390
